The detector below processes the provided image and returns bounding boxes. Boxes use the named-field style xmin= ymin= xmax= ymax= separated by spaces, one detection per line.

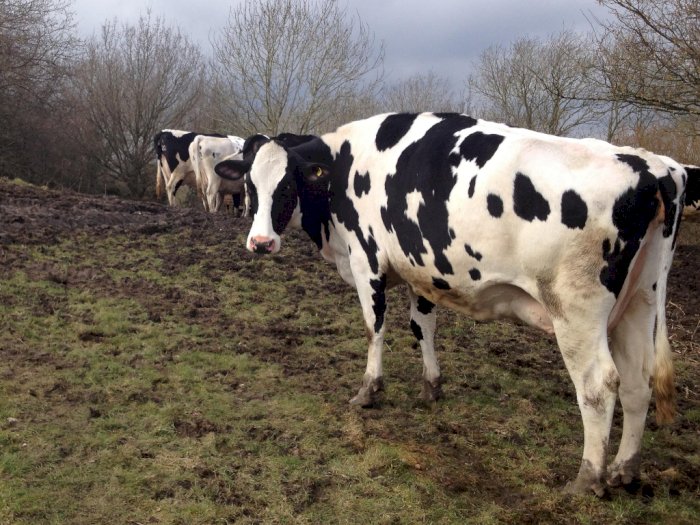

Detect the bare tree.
xmin=468 ymin=31 xmax=602 ymax=136
xmin=381 ymin=72 xmax=465 ymax=113
xmin=73 ymin=11 xmax=205 ymax=197
xmin=0 ymin=0 xmax=79 ymax=182
xmin=593 ymin=0 xmax=700 ymax=117
xmin=210 ymin=0 xmax=384 ymax=136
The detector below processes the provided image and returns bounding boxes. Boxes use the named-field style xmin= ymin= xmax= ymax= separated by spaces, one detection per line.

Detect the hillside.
xmin=1 ymin=178 xmax=698 ymax=524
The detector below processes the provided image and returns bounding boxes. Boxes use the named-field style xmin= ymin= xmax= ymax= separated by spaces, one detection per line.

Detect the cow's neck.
xmin=299 ymin=187 xmax=332 ymax=252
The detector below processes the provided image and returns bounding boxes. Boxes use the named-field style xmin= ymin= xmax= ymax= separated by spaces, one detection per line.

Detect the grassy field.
xmin=0 ymin=179 xmax=698 ymax=524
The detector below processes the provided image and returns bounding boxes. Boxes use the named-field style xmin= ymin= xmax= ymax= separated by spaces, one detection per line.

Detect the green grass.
xmin=0 ymin=216 xmax=698 ymax=524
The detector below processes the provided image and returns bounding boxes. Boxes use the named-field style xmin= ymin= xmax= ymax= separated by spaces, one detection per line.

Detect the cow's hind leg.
xmin=555 ymin=319 xmax=619 ymax=497
xmin=607 ymin=290 xmax=655 ymax=490
xmin=350 ymin=273 xmax=387 ymax=408
xmin=407 ymin=289 xmax=441 ymax=401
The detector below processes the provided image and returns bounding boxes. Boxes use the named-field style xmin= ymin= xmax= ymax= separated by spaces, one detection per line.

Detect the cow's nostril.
xmin=252 ymin=239 xmax=274 ymax=254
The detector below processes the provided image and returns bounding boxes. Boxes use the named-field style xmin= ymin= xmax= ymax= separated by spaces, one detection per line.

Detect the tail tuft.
xmin=654 ymin=335 xmax=676 ymax=425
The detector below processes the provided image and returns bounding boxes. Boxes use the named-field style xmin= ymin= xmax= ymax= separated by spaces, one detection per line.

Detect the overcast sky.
xmin=71 ymin=0 xmax=610 ymax=87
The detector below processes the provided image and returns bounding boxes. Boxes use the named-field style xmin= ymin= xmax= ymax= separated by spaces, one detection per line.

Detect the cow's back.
xmin=322 ymin=113 xmax=683 ymax=320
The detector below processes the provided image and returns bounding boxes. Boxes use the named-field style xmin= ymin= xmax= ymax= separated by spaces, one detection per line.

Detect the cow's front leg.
xmin=350 ymin=273 xmax=387 ymax=407
xmin=408 ymin=289 xmax=441 ymax=401
xmin=232 ymin=193 xmax=242 ymax=217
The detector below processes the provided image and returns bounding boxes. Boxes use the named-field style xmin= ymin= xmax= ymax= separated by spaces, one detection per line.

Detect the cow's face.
xmin=215 ymin=141 xmax=298 ymax=253
xmin=216 ymin=137 xmax=331 ymax=254
xmin=246 ymin=141 xmax=305 ymax=253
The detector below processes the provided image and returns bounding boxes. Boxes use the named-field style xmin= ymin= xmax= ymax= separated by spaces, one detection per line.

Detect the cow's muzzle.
xmin=250 ymin=237 xmax=275 ymax=254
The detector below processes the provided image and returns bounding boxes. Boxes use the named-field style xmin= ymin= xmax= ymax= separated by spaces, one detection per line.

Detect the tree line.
xmin=0 ymin=0 xmax=697 ymax=200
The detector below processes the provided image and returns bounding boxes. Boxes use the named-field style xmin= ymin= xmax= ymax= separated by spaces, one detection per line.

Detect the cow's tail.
xmin=191 ymin=136 xmax=206 ymax=211
xmin=651 ymin=170 xmax=684 ymax=425
xmin=653 ymin=271 xmax=675 ymax=424
xmin=156 ymin=160 xmax=163 ymax=200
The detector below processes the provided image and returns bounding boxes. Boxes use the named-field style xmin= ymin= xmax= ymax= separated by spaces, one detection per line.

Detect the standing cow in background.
xmin=189 ymin=135 xmax=245 ymax=213
xmin=214 ymin=112 xmax=695 ymax=496
xmin=681 ymin=165 xmax=700 ymax=215
xmin=153 ymin=129 xmax=225 ymax=206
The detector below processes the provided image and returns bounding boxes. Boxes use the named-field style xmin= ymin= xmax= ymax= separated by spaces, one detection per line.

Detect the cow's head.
xmin=215 ymin=134 xmax=330 ymax=254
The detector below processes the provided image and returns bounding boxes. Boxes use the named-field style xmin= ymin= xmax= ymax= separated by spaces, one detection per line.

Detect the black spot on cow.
xmin=246 ymin=175 xmax=259 ymax=216
xmin=416 ymin=296 xmax=435 ymax=315
xmin=375 ymin=113 xmax=418 ymax=151
xmin=155 ymin=131 xmax=197 ymax=172
xmin=513 ymin=173 xmax=550 ymax=222
xmin=449 ymin=228 xmax=456 ymax=240
xmin=616 ymin=153 xmax=648 ymax=175
xmin=434 ymin=112 xmax=475 ymax=123
xmin=432 ymin=277 xmax=451 ymax=290
xmin=464 ymin=244 xmax=482 ymax=261
xmin=288 ymin=138 xmax=335 ymax=250
xmin=270 ymin=172 xmax=298 ymax=235
xmin=468 ymin=176 xmax=477 ymax=198
xmin=328 ymin=141 xmax=380 ymax=274
xmin=241 ymin=134 xmax=271 ymax=161
xmin=600 ymin=238 xmax=624 ymax=295
xmin=410 ymin=319 xmax=423 ymax=341
xmin=561 ymin=190 xmax=588 ymax=229
xmin=459 ymin=131 xmax=505 ymax=168
xmin=354 ymin=171 xmax=371 ymax=198
xmin=600 ymin=154 xmax=661 ymax=296
xmin=381 ymin=114 xmax=478 ymax=276
xmin=657 ymin=172 xmax=678 ymax=238
xmin=652 ymin=282 xmax=657 ymax=291
xmin=487 ymin=194 xmax=504 ymax=218
xmin=275 ymin=132 xmax=318 ymax=149
xmin=469 ymin=268 xmax=481 ymax=281
xmin=154 ymin=131 xmax=225 ymax=173
xmin=370 ymin=275 xmax=387 ymax=333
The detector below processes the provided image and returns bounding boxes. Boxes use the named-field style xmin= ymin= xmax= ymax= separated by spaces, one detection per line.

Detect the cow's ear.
xmin=301 ymin=163 xmax=331 ymax=183
xmin=215 ymin=159 xmax=250 ymax=181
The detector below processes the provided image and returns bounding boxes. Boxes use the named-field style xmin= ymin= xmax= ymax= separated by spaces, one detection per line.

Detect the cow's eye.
xmin=313 ymin=166 xmax=323 ymax=177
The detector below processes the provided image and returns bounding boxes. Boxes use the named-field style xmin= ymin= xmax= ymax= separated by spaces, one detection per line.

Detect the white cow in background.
xmin=189 ymin=135 xmax=246 ymax=214
xmin=154 ymin=129 xmax=226 ymax=205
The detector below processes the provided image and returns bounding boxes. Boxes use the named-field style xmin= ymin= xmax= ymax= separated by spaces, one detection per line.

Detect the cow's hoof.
xmin=563 ymin=474 xmax=608 ymax=498
xmin=420 ymin=377 xmax=443 ymax=402
xmin=563 ymin=478 xmax=608 ymax=498
xmin=563 ymin=460 xmax=608 ymax=498
xmin=607 ymin=456 xmax=641 ymax=493
xmin=349 ymin=377 xmax=383 ymax=408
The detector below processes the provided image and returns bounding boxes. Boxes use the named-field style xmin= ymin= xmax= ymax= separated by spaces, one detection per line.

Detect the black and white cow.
xmin=153 ymin=129 xmax=226 ymax=205
xmin=680 ymin=164 xmax=700 ymax=215
xmin=189 ymin=135 xmax=245 ymax=213
xmin=214 ymin=112 xmax=691 ymax=496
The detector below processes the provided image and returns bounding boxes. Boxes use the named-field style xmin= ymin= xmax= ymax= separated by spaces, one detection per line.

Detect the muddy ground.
xmin=1 ymin=177 xmax=699 ymax=421
xmin=2 ymin=177 xmax=697 ymax=351
xmin=1 ymin=177 xmax=699 ymax=523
